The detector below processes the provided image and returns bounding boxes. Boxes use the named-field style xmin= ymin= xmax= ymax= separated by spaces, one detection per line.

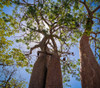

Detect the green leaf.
xmin=25 ymin=68 xmax=30 ymax=73
xmin=0 ymin=3 xmax=3 ymax=8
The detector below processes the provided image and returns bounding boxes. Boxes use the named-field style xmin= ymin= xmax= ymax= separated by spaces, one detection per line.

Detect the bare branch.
xmin=58 ymin=50 xmax=73 ymax=55
xmin=50 ymin=37 xmax=57 ymax=52
xmin=11 ymin=0 xmax=34 ymax=6
xmin=38 ymin=51 xmax=52 ymax=56
xmin=48 ymin=42 xmax=54 ymax=49
xmin=90 ymin=36 xmax=100 ymax=43
xmin=52 ymin=25 xmax=68 ymax=33
xmin=52 ymin=35 xmax=61 ymax=39
xmin=79 ymin=0 xmax=85 ymax=5
xmin=28 ymin=45 xmax=40 ymax=55
xmin=51 ymin=22 xmax=58 ymax=33
xmin=25 ymin=36 xmax=49 ymax=55
xmin=0 ymin=63 xmax=13 ymax=66
xmin=40 ymin=13 xmax=50 ymax=27
xmin=21 ymin=24 xmax=46 ymax=35
xmin=93 ymin=16 xmax=100 ymax=21
xmin=91 ymin=32 xmax=100 ymax=35
xmin=97 ymin=47 xmax=100 ymax=49
xmin=0 ymin=63 xmax=4 ymax=66
xmin=52 ymin=27 xmax=60 ymax=33
xmin=84 ymin=0 xmax=86 ymax=3
xmin=92 ymin=5 xmax=100 ymax=14
xmin=79 ymin=0 xmax=92 ymax=17
xmin=4 ymin=70 xmax=16 ymax=87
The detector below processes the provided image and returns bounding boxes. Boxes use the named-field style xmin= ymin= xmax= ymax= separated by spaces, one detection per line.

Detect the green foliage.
xmin=7 ymin=78 xmax=27 ymax=88
xmin=0 ymin=1 xmax=29 ymax=67
xmin=27 ymin=6 xmax=36 ymax=19
xmin=61 ymin=58 xmax=80 ymax=86
xmin=0 ymin=1 xmax=29 ymax=87
xmin=10 ymin=48 xmax=28 ymax=67
xmin=16 ymin=0 xmax=82 ymax=51
xmin=85 ymin=18 xmax=93 ymax=30
xmin=0 ymin=77 xmax=27 ymax=88
xmin=0 ymin=0 xmax=12 ymax=8
xmin=0 ymin=19 xmax=28 ymax=67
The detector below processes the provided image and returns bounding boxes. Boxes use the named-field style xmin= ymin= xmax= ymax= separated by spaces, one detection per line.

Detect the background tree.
xmin=0 ymin=66 xmax=27 ymax=88
xmin=0 ymin=1 xmax=30 ymax=87
xmin=58 ymin=0 xmax=100 ymax=87
xmin=78 ymin=0 xmax=100 ymax=88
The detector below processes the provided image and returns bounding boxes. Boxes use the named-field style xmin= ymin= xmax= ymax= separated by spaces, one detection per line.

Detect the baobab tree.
xmin=78 ymin=0 xmax=100 ymax=88
xmin=12 ymin=0 xmax=80 ymax=87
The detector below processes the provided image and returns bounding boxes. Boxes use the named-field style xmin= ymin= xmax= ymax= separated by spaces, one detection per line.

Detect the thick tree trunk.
xmin=29 ymin=53 xmax=47 ymax=88
xmin=79 ymin=34 xmax=100 ymax=88
xmin=29 ymin=52 xmax=63 ymax=88
xmin=46 ymin=53 xmax=63 ymax=88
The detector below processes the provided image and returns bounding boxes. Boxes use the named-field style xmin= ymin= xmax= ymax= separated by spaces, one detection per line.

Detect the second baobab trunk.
xmin=79 ymin=34 xmax=100 ymax=88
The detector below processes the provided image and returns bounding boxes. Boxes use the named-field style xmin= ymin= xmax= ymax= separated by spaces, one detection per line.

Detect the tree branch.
xmin=97 ymin=46 xmax=100 ymax=49
xmin=21 ymin=24 xmax=46 ymax=35
xmin=0 ymin=63 xmax=13 ymax=66
xmin=51 ymin=22 xmax=58 ymax=33
xmin=52 ymin=35 xmax=61 ymax=39
xmin=92 ymin=5 xmax=100 ymax=14
xmin=84 ymin=0 xmax=86 ymax=3
xmin=91 ymin=32 xmax=100 ymax=35
xmin=25 ymin=36 xmax=49 ymax=55
xmin=5 ymin=70 xmax=16 ymax=87
xmin=29 ymin=45 xmax=40 ymax=55
xmin=93 ymin=16 xmax=100 ymax=21
xmin=40 ymin=12 xmax=50 ymax=27
xmin=57 ymin=50 xmax=74 ymax=56
xmin=79 ymin=0 xmax=92 ymax=17
xmin=90 ymin=36 xmax=100 ymax=43
xmin=50 ymin=37 xmax=57 ymax=52
xmin=30 ymin=28 xmax=45 ymax=35
xmin=0 ymin=63 xmax=5 ymax=66
xmin=11 ymin=0 xmax=34 ymax=6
